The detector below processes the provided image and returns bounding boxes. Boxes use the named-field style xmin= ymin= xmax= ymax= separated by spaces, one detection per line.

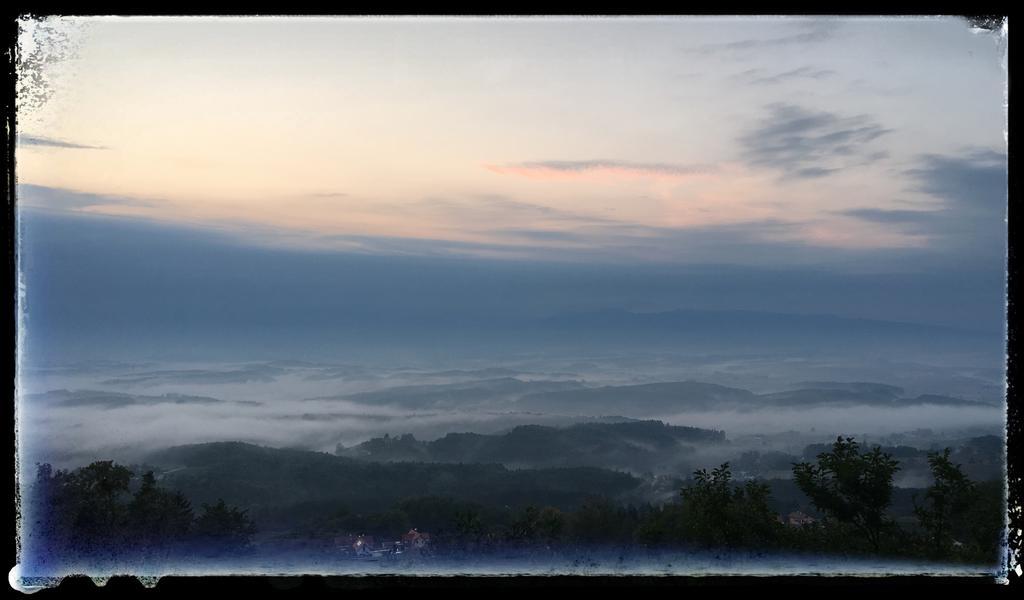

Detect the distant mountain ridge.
xmin=26 ymin=389 xmax=262 ymax=408
xmin=144 ymin=442 xmax=641 ymax=523
xmin=336 ymin=420 xmax=725 ymax=472
xmin=538 ymin=308 xmax=993 ymax=337
xmin=524 ymin=308 xmax=999 ymax=357
xmin=322 ymin=375 xmax=998 ymax=415
xmin=318 ymin=377 xmax=587 ymax=409
xmin=514 ymin=380 xmax=994 ymax=416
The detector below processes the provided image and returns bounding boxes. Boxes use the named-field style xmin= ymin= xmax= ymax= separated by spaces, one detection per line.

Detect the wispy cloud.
xmin=20 ymin=182 xmax=928 ymax=266
xmin=316 ymin=231 xmax=572 ymax=260
xmin=479 ymin=215 xmax=922 ymax=262
xmin=905 ymin=148 xmax=1007 ymax=214
xmin=18 ymin=134 xmax=106 ymax=150
xmin=306 ymin=216 xmax=884 ymax=264
xmin=413 ymin=194 xmax=616 ymax=226
xmin=485 ymin=160 xmax=718 ymax=181
xmin=307 ymin=192 xmax=349 ymax=198
xmin=734 ymin=66 xmax=836 ymax=85
xmin=690 ymin=20 xmax=839 ymax=55
xmin=839 ymin=149 xmax=1007 ymax=259
xmin=489 ymin=228 xmax=589 ymax=243
xmin=16 ymin=183 xmax=160 ymax=211
xmin=738 ymin=103 xmax=891 ymax=179
xmin=839 ymin=208 xmax=939 ymax=227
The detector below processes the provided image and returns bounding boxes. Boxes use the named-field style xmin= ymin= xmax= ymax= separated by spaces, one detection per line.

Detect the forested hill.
xmin=514 ymin=380 xmax=993 ymax=415
xmin=337 ymin=420 xmax=724 ymax=472
xmin=145 ymin=442 xmax=641 ymax=526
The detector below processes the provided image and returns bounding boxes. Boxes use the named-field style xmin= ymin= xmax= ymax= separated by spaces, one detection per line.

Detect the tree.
xmin=913 ymin=448 xmax=976 ymax=558
xmin=127 ymin=471 xmax=194 ymax=549
xmin=793 ymin=436 xmax=900 ymax=552
xmin=453 ymin=506 xmax=483 ymax=535
xmin=27 ymin=463 xmax=76 ymax=555
xmin=26 ymin=461 xmax=258 ymax=565
xmin=506 ymin=505 xmax=541 ymax=542
xmin=535 ymin=506 xmax=566 ymax=543
xmin=452 ymin=506 xmax=485 ymax=548
xmin=506 ymin=505 xmax=566 ymax=545
xmin=569 ymin=496 xmax=634 ymax=544
xmin=634 ymin=502 xmax=687 ymax=546
xmin=29 ymin=461 xmax=147 ymax=558
xmin=961 ymin=479 xmax=1006 ymax=563
xmin=193 ymin=499 xmax=257 ymax=553
xmin=678 ymin=462 xmax=782 ymax=548
xmin=64 ymin=460 xmax=134 ymax=550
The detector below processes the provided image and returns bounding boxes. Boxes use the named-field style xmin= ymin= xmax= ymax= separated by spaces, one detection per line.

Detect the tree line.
xmin=663 ymin=436 xmax=1004 ymax=562
xmin=310 ymin=436 xmax=1003 ymax=564
xmin=24 ymin=461 xmax=256 ymax=567
xmin=23 ymin=436 xmax=1004 ymax=565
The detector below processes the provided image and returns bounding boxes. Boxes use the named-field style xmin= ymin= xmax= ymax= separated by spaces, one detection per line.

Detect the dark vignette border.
xmin=0 ymin=10 xmax=1017 ymax=594
xmin=4 ymin=5 xmax=19 ymax=597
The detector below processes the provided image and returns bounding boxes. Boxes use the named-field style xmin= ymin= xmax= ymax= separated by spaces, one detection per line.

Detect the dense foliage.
xmin=24 ymin=461 xmax=256 ymax=567
xmin=147 ymin=442 xmax=641 ymax=520
xmin=793 ymin=436 xmax=901 ymax=551
xmin=22 ymin=436 xmax=1004 ymax=567
xmin=676 ymin=463 xmax=784 ymax=548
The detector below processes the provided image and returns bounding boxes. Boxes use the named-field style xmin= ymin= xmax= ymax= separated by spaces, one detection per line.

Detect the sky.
xmin=13 ymin=16 xmax=1009 ymax=361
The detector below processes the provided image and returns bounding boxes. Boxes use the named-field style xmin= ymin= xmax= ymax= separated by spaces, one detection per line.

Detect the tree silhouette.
xmin=793 ymin=436 xmax=900 ymax=552
xmin=26 ymin=461 xmax=256 ymax=563
xmin=678 ymin=463 xmax=782 ymax=548
xmin=913 ymin=448 xmax=976 ymax=557
xmin=193 ymin=499 xmax=257 ymax=553
xmin=570 ymin=496 xmax=634 ymax=544
xmin=127 ymin=471 xmax=194 ymax=549
xmin=65 ymin=460 xmax=134 ymax=552
xmin=535 ymin=506 xmax=566 ymax=543
xmin=506 ymin=505 xmax=566 ymax=545
xmin=453 ymin=507 xmax=483 ymax=537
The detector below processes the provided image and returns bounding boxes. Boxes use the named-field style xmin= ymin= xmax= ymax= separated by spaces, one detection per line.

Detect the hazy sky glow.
xmin=17 ymin=16 xmax=1007 ymax=262
xmin=13 ymin=16 xmax=1010 ymax=365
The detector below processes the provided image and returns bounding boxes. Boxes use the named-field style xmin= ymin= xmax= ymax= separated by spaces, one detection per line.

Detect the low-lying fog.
xmin=16 ymin=352 xmax=1005 ymax=484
